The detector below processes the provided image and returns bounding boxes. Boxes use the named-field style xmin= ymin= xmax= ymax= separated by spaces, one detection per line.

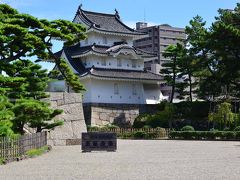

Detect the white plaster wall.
xmin=82 ymin=78 xmax=145 ymax=104
xmin=143 ymin=84 xmax=164 ymax=104
xmin=80 ymin=32 xmax=133 ymax=47
xmin=81 ymin=79 xmax=92 ymax=103
xmin=83 ymin=55 xmax=144 ymax=70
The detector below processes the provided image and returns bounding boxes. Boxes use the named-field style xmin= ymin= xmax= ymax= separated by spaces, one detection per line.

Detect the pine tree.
xmin=0 ymin=95 xmax=14 ymax=137
xmin=0 ymin=4 xmax=86 ymax=92
xmin=160 ymin=44 xmax=182 ymax=103
xmin=1 ymin=60 xmax=63 ymax=134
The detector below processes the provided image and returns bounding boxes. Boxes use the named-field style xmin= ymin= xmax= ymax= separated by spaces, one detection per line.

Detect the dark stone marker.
xmin=81 ymin=132 xmax=117 ymax=152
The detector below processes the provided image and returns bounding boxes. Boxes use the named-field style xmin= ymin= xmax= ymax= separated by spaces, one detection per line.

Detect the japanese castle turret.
xmin=52 ymin=6 xmax=167 ymax=126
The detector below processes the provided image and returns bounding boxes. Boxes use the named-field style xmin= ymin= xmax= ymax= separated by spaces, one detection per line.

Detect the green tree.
xmin=1 ymin=60 xmax=63 ymax=134
xmin=207 ymin=4 xmax=240 ymax=97
xmin=208 ymin=102 xmax=235 ymax=129
xmin=184 ymin=15 xmax=214 ymax=100
xmin=0 ymin=4 xmax=86 ymax=92
xmin=1 ymin=60 xmax=49 ymax=99
xmin=12 ymin=99 xmax=63 ymax=134
xmin=186 ymin=5 xmax=240 ymax=99
xmin=160 ymin=44 xmax=182 ymax=103
xmin=0 ymin=95 xmax=14 ymax=137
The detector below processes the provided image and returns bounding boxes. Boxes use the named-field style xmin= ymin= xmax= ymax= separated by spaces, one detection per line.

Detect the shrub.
xmin=181 ymin=125 xmax=195 ymax=131
xmin=169 ymin=131 xmax=179 ymax=139
xmin=145 ymin=132 xmax=158 ymax=139
xmin=222 ymin=131 xmax=235 ymax=139
xmin=143 ymin=125 xmax=152 ymax=129
xmin=132 ymin=114 xmax=150 ymax=128
xmin=223 ymin=127 xmax=231 ymax=131
xmin=26 ymin=146 xmax=49 ymax=158
xmin=100 ymin=126 xmax=110 ymax=132
xmin=87 ymin=126 xmax=100 ymax=132
xmin=105 ymin=124 xmax=119 ymax=129
xmin=0 ymin=158 xmax=5 ymax=165
xmin=215 ymin=131 xmax=223 ymax=139
xmin=133 ymin=131 xmax=147 ymax=139
xmin=120 ymin=132 xmax=132 ymax=139
xmin=147 ymin=112 xmax=169 ymax=128
xmin=235 ymin=131 xmax=240 ymax=139
xmin=234 ymin=126 xmax=240 ymax=131
xmin=169 ymin=131 xmax=238 ymax=140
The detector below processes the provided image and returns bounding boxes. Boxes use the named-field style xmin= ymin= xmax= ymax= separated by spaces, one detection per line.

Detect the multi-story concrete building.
xmin=133 ymin=22 xmax=186 ymax=74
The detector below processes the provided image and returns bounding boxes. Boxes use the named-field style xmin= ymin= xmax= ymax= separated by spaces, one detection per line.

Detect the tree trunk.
xmin=36 ymin=126 xmax=42 ymax=133
xmin=189 ymin=73 xmax=193 ymax=102
xmin=170 ymin=56 xmax=177 ymax=103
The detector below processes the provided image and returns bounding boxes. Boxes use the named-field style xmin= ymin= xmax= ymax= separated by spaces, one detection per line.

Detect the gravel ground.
xmin=1 ymin=140 xmax=240 ymax=180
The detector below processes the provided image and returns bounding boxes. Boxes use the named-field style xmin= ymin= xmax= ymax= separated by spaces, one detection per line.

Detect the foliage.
xmin=143 ymin=125 xmax=152 ymax=129
xmin=87 ymin=126 xmax=166 ymax=139
xmin=132 ymin=114 xmax=150 ymax=128
xmin=181 ymin=125 xmax=195 ymax=131
xmin=104 ymin=124 xmax=119 ymax=129
xmin=1 ymin=60 xmax=49 ymax=99
xmin=0 ymin=158 xmax=5 ymax=165
xmin=158 ymin=4 xmax=240 ymax=100
xmin=133 ymin=131 xmax=147 ymax=139
xmin=133 ymin=103 xmax=175 ymax=128
xmin=25 ymin=146 xmax=49 ymax=158
xmin=187 ymin=5 xmax=240 ymax=98
xmin=160 ymin=44 xmax=183 ymax=102
xmin=0 ymin=95 xmax=14 ymax=137
xmin=0 ymin=4 xmax=86 ymax=92
xmin=12 ymin=99 xmax=63 ymax=134
xmin=0 ymin=60 xmax=64 ymax=134
xmin=208 ymin=102 xmax=235 ymax=129
xmin=56 ymin=59 xmax=85 ymax=93
xmin=234 ymin=126 xmax=240 ymax=131
xmin=169 ymin=131 xmax=238 ymax=140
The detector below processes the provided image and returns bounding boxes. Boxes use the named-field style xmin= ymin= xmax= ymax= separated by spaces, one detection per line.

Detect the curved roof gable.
xmin=75 ymin=6 xmax=146 ymax=36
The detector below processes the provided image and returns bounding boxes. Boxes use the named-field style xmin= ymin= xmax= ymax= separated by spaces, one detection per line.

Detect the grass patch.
xmin=26 ymin=146 xmax=49 ymax=158
xmin=0 ymin=158 xmax=5 ymax=165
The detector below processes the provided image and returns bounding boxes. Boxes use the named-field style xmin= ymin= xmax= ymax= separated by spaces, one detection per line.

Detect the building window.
xmin=101 ymin=59 xmax=106 ymax=66
xmin=132 ymin=60 xmax=136 ymax=68
xmin=132 ymin=84 xmax=137 ymax=95
xmin=103 ymin=37 xmax=107 ymax=44
xmin=117 ymin=59 xmax=122 ymax=67
xmin=114 ymin=83 xmax=119 ymax=94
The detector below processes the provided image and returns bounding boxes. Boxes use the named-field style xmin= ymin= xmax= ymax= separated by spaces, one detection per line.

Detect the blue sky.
xmin=2 ymin=0 xmax=239 ymax=70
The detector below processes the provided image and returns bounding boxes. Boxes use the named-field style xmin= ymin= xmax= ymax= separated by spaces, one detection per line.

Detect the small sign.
xmin=81 ymin=132 xmax=117 ymax=152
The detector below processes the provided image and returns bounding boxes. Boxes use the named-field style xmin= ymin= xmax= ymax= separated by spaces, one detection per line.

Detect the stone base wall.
xmin=83 ymin=103 xmax=159 ymax=127
xmin=47 ymin=92 xmax=87 ymax=146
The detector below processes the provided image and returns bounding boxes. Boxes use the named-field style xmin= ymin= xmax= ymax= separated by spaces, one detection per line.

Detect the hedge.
xmin=169 ymin=131 xmax=240 ymax=140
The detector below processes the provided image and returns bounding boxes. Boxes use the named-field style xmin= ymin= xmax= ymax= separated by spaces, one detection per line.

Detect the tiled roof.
xmin=54 ymin=45 xmax=161 ymax=81
xmin=76 ymin=7 xmax=146 ymax=36
xmin=62 ymin=44 xmax=156 ymax=58
xmin=81 ymin=68 xmax=163 ymax=81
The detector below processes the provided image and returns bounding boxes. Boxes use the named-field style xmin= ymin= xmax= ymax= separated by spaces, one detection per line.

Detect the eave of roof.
xmin=75 ymin=6 xmax=146 ymax=36
xmin=79 ymin=67 xmax=163 ymax=82
xmin=67 ymin=44 xmax=157 ymax=59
